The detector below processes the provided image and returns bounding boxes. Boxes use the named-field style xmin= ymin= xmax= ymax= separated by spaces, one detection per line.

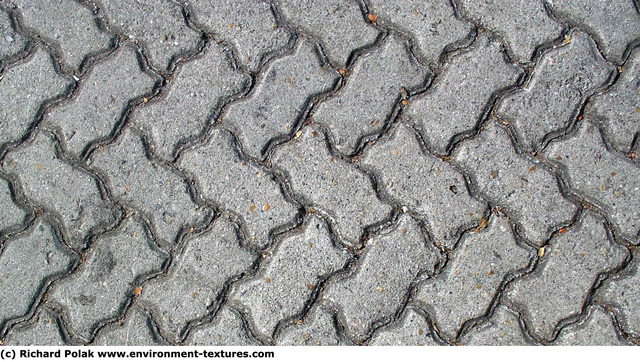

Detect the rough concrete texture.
xmin=313 ymin=34 xmax=431 ymax=155
xmin=367 ymin=0 xmax=472 ymax=66
xmin=404 ymin=33 xmax=522 ymax=155
xmin=187 ymin=0 xmax=291 ymax=73
xmin=0 ymin=9 xmax=27 ymax=62
xmin=321 ymin=214 xmax=440 ymax=342
xmin=223 ymin=38 xmax=339 ymax=159
xmin=587 ymin=47 xmax=640 ymax=153
xmin=497 ymin=30 xmax=615 ymax=151
xmin=453 ymin=121 xmax=576 ymax=246
xmin=456 ymin=0 xmax=562 ymax=63
xmin=0 ymin=47 xmax=70 ymax=147
xmin=416 ymin=214 xmax=532 ymax=341
xmin=504 ymin=211 xmax=627 ymax=341
xmin=9 ymin=0 xmax=112 ymax=72
xmin=229 ymin=214 xmax=348 ymax=340
xmin=546 ymin=121 xmax=640 ymax=243
xmin=1 ymin=0 xmax=639 ymax=347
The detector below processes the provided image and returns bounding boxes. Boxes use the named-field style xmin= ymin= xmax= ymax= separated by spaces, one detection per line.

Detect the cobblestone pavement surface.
xmin=0 ymin=0 xmax=639 ymax=347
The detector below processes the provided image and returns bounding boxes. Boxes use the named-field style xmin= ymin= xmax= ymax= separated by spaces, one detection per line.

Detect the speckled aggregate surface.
xmin=0 ymin=0 xmax=639 ymax=347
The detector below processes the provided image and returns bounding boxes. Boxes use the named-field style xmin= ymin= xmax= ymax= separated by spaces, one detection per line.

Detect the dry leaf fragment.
xmin=263 ymin=203 xmax=270 ymax=212
xmin=133 ymin=286 xmax=142 ymax=296
xmin=367 ymin=13 xmax=378 ymax=22
xmin=538 ymin=247 xmax=545 ymax=257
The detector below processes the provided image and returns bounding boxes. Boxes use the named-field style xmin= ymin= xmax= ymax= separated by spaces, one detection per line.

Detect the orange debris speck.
xmin=133 ymin=286 xmax=142 ymax=296
xmin=367 ymin=13 xmax=378 ymax=22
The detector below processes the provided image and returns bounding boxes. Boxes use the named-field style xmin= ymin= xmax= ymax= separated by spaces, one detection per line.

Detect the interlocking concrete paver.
xmin=0 ymin=9 xmax=27 ymax=61
xmin=367 ymin=0 xmax=472 ymax=65
xmin=91 ymin=129 xmax=206 ymax=246
xmin=546 ymin=0 xmax=640 ymax=64
xmin=92 ymin=305 xmax=163 ymax=346
xmin=187 ymin=0 xmax=291 ymax=73
xmin=275 ymin=0 xmax=379 ymax=67
xmin=595 ymin=248 xmax=640 ymax=338
xmin=2 ymin=0 xmax=639 ymax=346
xmin=187 ymin=307 xmax=258 ymax=346
xmin=229 ymin=214 xmax=348 ymax=339
xmin=453 ymin=122 xmax=577 ymax=246
xmin=322 ymin=214 xmax=440 ymax=341
xmin=313 ymin=34 xmax=431 ymax=155
xmin=553 ymin=305 xmax=630 ymax=346
xmin=456 ymin=0 xmax=562 ymax=63
xmin=546 ymin=121 xmax=640 ymax=243
xmin=404 ymin=34 xmax=522 ymax=155
xmin=2 ymin=132 xmax=119 ymax=249
xmin=139 ymin=217 xmax=256 ymax=343
xmin=97 ymin=0 xmax=200 ymax=71
xmin=416 ymin=214 xmax=531 ymax=341
xmin=458 ymin=304 xmax=533 ymax=345
xmin=587 ymin=48 xmax=640 ymax=153
xmin=178 ymin=129 xmax=298 ymax=249
xmin=0 ymin=47 xmax=70 ymax=147
xmin=3 ymin=308 xmax=66 ymax=346
xmin=223 ymin=38 xmax=339 ymax=159
xmin=368 ymin=307 xmax=439 ymax=346
xmin=0 ymin=176 xmax=25 ymax=233
xmin=46 ymin=45 xmax=157 ymax=156
xmin=271 ymin=125 xmax=392 ymax=247
xmin=49 ymin=216 xmax=165 ymax=342
xmin=10 ymin=0 xmax=111 ymax=71
xmin=132 ymin=42 xmax=249 ymax=161
xmin=496 ymin=30 xmax=615 ymax=151
xmin=275 ymin=304 xmax=349 ymax=346
xmin=361 ymin=123 xmax=485 ymax=249
xmin=0 ymin=219 xmax=74 ymax=332
xmin=504 ymin=211 xmax=627 ymax=341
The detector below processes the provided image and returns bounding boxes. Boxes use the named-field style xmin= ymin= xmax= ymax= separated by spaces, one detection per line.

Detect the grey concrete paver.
xmin=0 ymin=47 xmax=70 ymax=147
xmin=0 ymin=219 xmax=74 ymax=333
xmin=275 ymin=304 xmax=350 ymax=346
xmin=3 ymin=132 xmax=119 ymax=249
xmin=553 ymin=305 xmax=630 ymax=346
xmin=368 ymin=307 xmax=439 ymax=346
xmin=458 ymin=304 xmax=534 ymax=345
xmin=132 ymin=42 xmax=249 ymax=161
xmin=271 ymin=125 xmax=392 ymax=247
xmin=223 ymin=38 xmax=339 ymax=159
xmin=496 ymin=30 xmax=615 ymax=151
xmin=3 ymin=308 xmax=66 ymax=346
xmin=46 ymin=45 xmax=157 ymax=156
xmin=0 ymin=9 xmax=27 ymax=62
xmin=10 ymin=0 xmax=111 ymax=72
xmin=361 ymin=123 xmax=485 ymax=249
xmin=1 ymin=0 xmax=639 ymax=346
xmin=313 ymin=34 xmax=431 ymax=155
xmin=187 ymin=0 xmax=291 ymax=73
xmin=229 ymin=214 xmax=348 ymax=339
xmin=97 ymin=0 xmax=200 ymax=72
xmin=92 ymin=305 xmax=164 ymax=346
xmin=91 ymin=128 xmax=207 ymax=247
xmin=49 ymin=216 xmax=165 ymax=342
xmin=546 ymin=121 xmax=640 ymax=243
xmin=275 ymin=0 xmax=379 ymax=67
xmin=453 ymin=121 xmax=576 ymax=246
xmin=595 ymin=248 xmax=640 ymax=338
xmin=0 ymin=176 xmax=25 ymax=233
xmin=416 ymin=214 xmax=532 ymax=341
xmin=321 ymin=214 xmax=440 ymax=342
xmin=456 ymin=0 xmax=562 ymax=63
xmin=187 ymin=307 xmax=259 ymax=346
xmin=367 ymin=0 xmax=472 ymax=66
xmin=504 ymin=211 xmax=627 ymax=341
xmin=546 ymin=0 xmax=640 ymax=64
xmin=587 ymin=48 xmax=640 ymax=153
xmin=138 ymin=217 xmax=256 ymax=343
xmin=404 ymin=33 xmax=522 ymax=155
xmin=178 ymin=129 xmax=298 ymax=249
